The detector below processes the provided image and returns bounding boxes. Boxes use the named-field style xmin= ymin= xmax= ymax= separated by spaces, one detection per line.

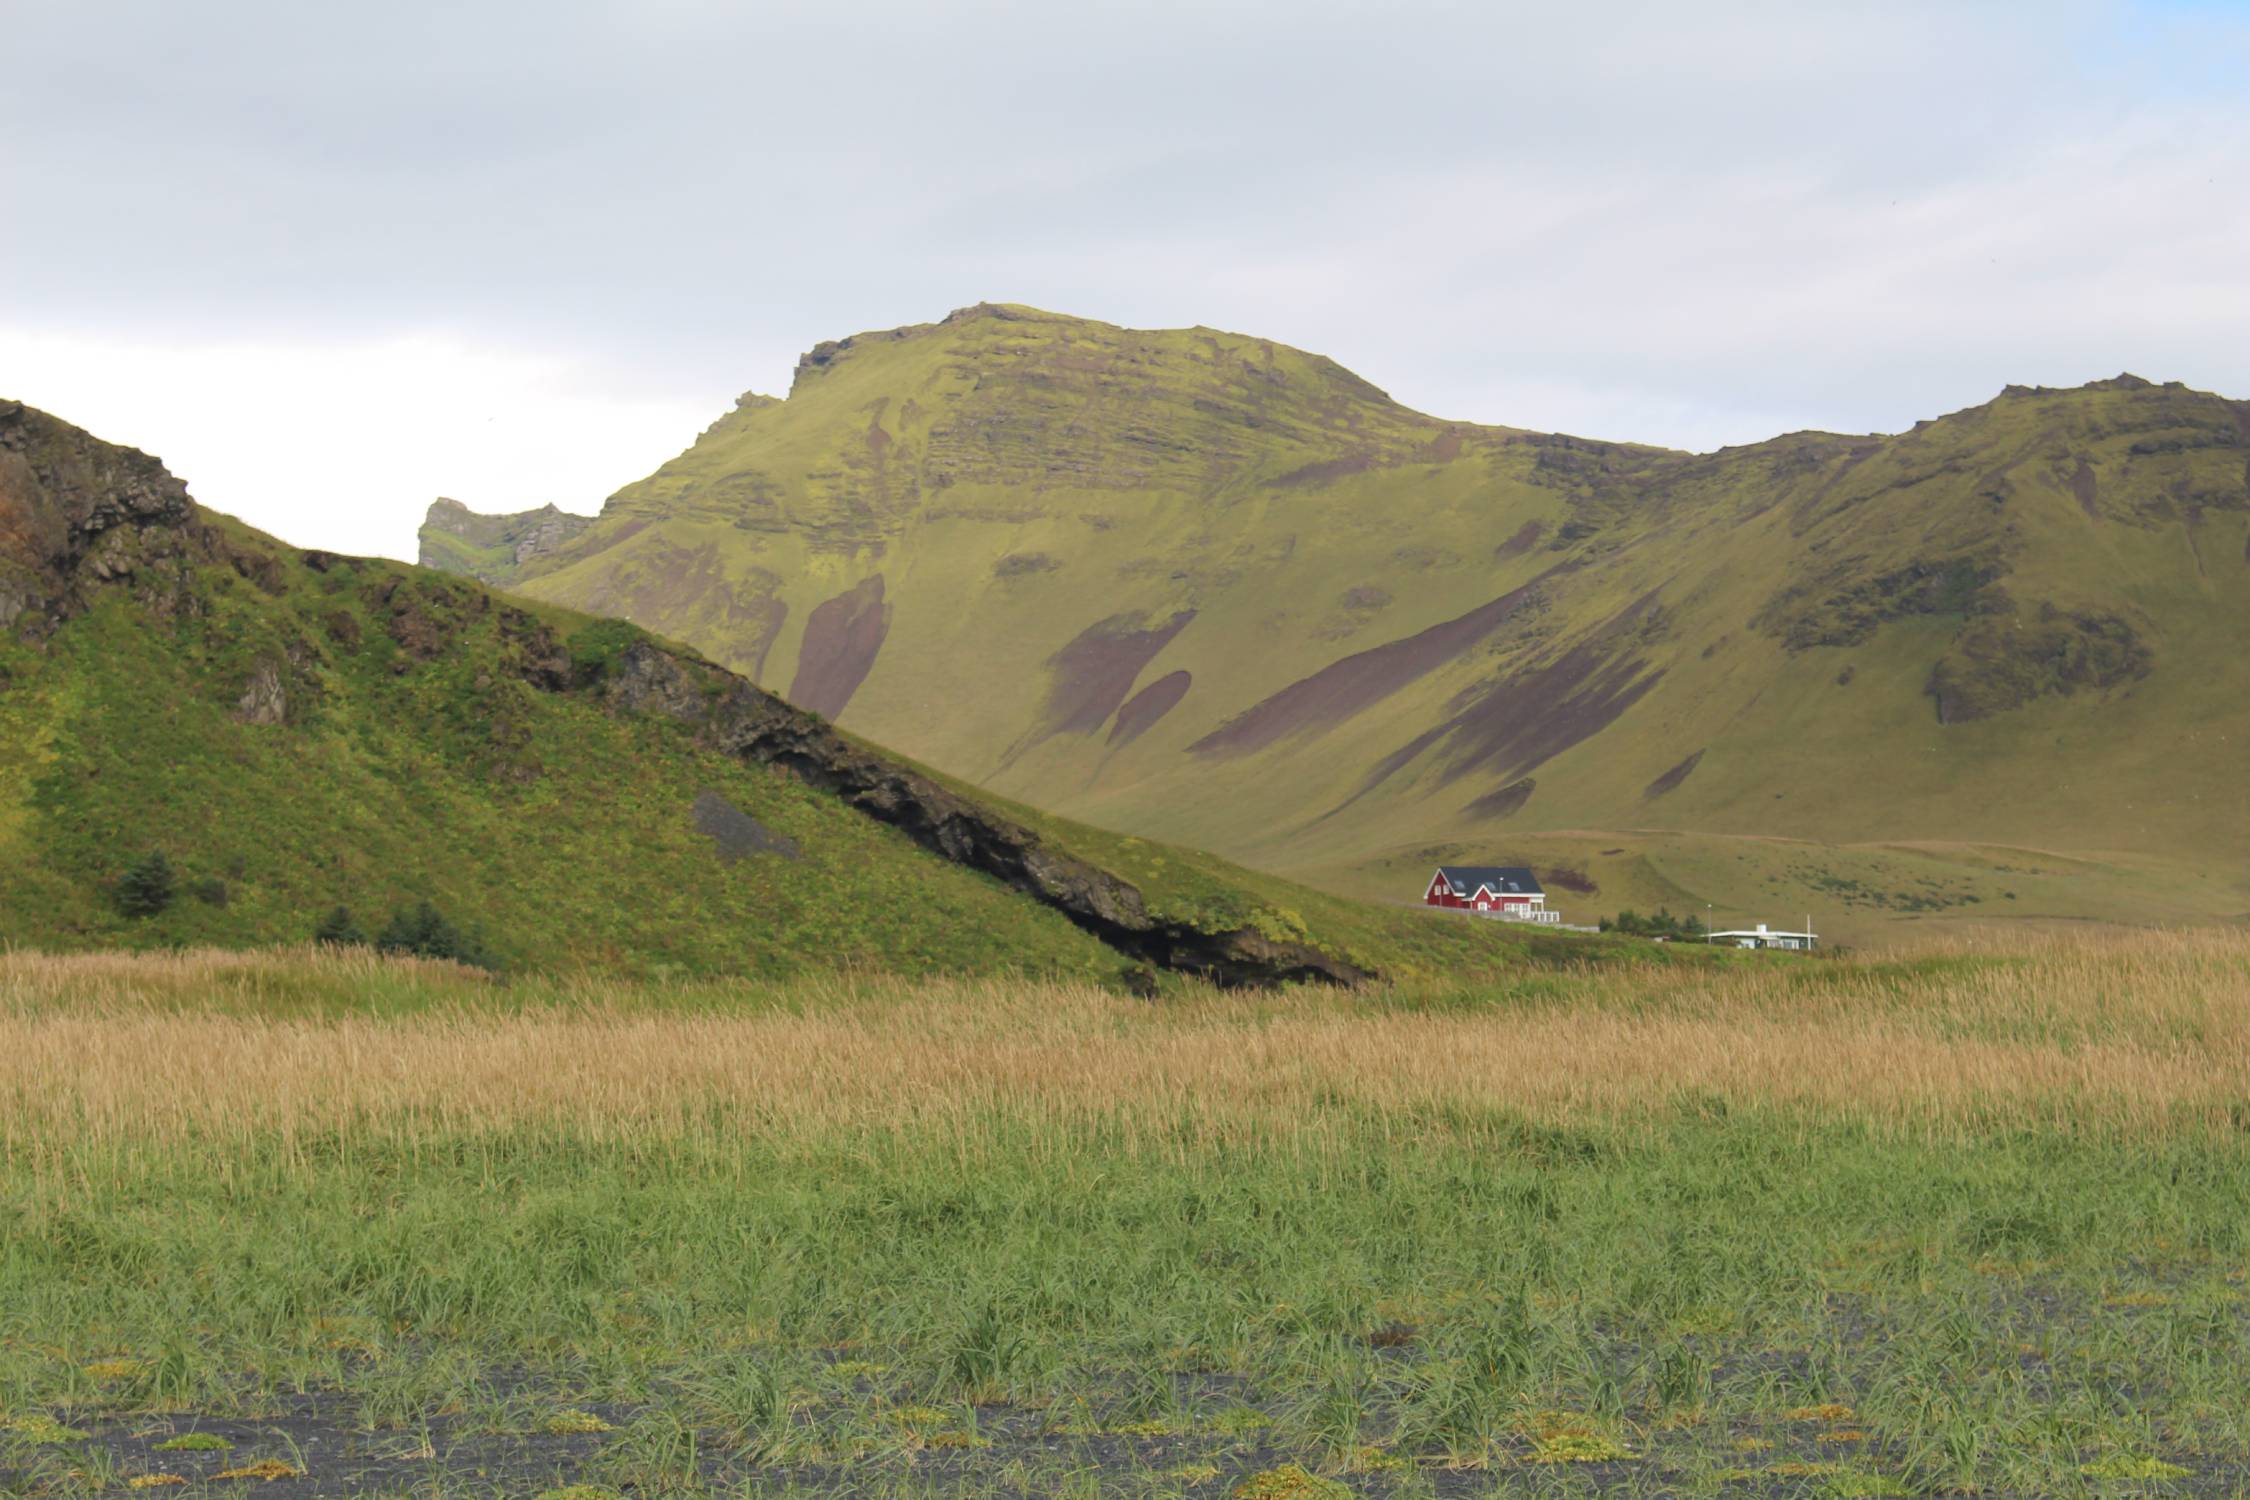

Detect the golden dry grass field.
xmin=4 ymin=931 xmax=2245 ymax=1144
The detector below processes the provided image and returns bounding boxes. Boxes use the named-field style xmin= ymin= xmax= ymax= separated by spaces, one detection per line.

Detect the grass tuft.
xmin=1231 ymin=1464 xmax=1350 ymax=1499
xmin=540 ymin=1409 xmax=614 ymax=1435
xmin=2079 ymin=1454 xmax=2193 ymax=1480
xmin=154 ymin=1433 xmax=230 ymax=1451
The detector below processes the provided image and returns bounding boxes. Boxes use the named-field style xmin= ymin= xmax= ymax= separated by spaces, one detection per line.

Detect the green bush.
xmin=313 ymin=906 xmax=368 ymax=947
xmin=115 ymin=850 xmax=177 ymax=919
xmin=376 ymin=902 xmax=497 ymax=969
xmin=1600 ymin=907 xmax=1706 ymax=941
xmin=565 ymin=619 xmax=648 ymax=685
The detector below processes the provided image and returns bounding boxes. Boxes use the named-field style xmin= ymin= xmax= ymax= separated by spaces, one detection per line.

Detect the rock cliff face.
xmin=418 ymin=498 xmax=592 ymax=585
xmin=0 ymin=398 xmax=200 ymax=629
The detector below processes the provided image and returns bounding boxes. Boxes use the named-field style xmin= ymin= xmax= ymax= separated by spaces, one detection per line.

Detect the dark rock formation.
xmin=692 ymin=789 xmax=803 ymax=862
xmin=236 ymin=659 xmax=288 ymax=726
xmin=419 ymin=498 xmax=593 ymax=583
xmin=0 ymin=398 xmax=200 ymax=630
xmin=1927 ymin=606 xmax=2151 ymax=724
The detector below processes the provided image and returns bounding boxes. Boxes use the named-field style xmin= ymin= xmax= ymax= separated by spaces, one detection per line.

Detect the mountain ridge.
xmin=420 ymin=307 xmax=2250 ymax=942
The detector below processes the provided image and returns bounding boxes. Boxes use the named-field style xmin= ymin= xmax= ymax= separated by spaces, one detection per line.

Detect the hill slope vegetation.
xmin=429 ymin=304 xmax=2250 ymax=942
xmin=3 ymin=396 xmax=1591 ymax=984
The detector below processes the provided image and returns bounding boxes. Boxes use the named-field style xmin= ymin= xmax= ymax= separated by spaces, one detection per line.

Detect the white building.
xmin=1709 ymin=922 xmax=1817 ymax=951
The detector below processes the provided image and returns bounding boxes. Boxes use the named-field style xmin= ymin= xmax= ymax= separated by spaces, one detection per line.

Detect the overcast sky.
xmin=5 ymin=0 xmax=2248 ymax=557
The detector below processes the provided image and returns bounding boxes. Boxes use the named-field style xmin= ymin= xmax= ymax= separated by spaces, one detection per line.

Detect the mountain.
xmin=419 ymin=497 xmax=592 ymax=585
xmin=429 ymin=304 xmax=2250 ymax=943
xmin=0 ymin=395 xmax=1600 ymax=984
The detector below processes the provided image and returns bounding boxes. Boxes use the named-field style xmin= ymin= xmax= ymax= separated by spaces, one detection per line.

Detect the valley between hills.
xmin=427 ymin=303 xmax=2250 ymax=946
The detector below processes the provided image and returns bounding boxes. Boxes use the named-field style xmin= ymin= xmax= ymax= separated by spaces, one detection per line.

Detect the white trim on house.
xmin=1709 ymin=922 xmax=1817 ymax=951
xmin=1426 ymin=865 xmax=1564 ymax=924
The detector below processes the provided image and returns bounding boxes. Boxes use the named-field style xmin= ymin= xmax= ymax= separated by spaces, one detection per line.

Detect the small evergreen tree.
xmin=115 ymin=850 xmax=178 ymax=918
xmin=377 ymin=902 xmax=447 ymax=957
xmin=376 ymin=902 xmax=496 ymax=969
xmin=313 ymin=905 xmax=367 ymax=946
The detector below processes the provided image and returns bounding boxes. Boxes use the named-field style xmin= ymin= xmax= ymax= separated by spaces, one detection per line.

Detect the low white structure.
xmin=1710 ymin=922 xmax=1817 ymax=951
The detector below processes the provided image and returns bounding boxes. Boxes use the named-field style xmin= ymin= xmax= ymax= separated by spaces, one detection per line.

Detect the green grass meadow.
xmin=1 ymin=940 xmax=2245 ymax=1496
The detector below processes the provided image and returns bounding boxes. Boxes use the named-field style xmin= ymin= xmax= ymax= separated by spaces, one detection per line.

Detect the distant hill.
xmin=427 ymin=304 xmax=2250 ymax=943
xmin=1 ymin=396 xmax=1590 ymax=984
xmin=418 ymin=497 xmax=591 ymax=585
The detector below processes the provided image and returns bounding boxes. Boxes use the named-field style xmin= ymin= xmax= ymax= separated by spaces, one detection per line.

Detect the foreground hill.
xmin=0 ymin=397 xmax=1606 ymax=983
xmin=430 ymin=304 xmax=2250 ymax=942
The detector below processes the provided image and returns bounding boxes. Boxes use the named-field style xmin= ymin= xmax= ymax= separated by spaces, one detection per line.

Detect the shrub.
xmin=376 ymin=902 xmax=497 ymax=969
xmin=115 ymin=851 xmax=178 ymax=918
xmin=565 ymin=619 xmax=648 ymax=685
xmin=313 ymin=906 xmax=368 ymax=946
xmin=1599 ymin=907 xmax=1707 ymax=941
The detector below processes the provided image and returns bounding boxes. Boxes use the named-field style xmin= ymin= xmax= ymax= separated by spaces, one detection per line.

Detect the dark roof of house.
xmin=1433 ymin=865 xmax=1543 ymax=896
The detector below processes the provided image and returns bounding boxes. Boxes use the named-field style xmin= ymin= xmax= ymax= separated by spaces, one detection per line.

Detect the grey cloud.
xmin=5 ymin=0 xmax=2248 ymax=455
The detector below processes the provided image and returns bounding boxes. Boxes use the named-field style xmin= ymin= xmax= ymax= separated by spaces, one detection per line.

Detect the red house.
xmin=1423 ymin=865 xmax=1557 ymax=923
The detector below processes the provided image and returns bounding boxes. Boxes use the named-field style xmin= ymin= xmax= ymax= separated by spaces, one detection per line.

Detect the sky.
xmin=4 ymin=0 xmax=2248 ymax=558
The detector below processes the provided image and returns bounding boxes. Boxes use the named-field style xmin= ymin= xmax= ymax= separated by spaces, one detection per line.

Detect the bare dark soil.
xmin=1191 ymin=572 xmax=1559 ymax=759
xmin=1492 ymin=520 xmax=1545 ymax=560
xmin=788 ymin=574 xmax=889 ymax=719
xmin=1463 ymin=776 xmax=1534 ymax=820
xmin=1027 ymin=609 xmax=1196 ymax=746
xmin=18 ymin=1310 xmax=2248 ymax=1500
xmin=1644 ymin=749 xmax=1704 ymax=799
xmin=1107 ymin=668 xmax=1193 ymax=747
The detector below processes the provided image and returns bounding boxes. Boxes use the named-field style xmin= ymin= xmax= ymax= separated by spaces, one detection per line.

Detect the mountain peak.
xmin=417 ymin=495 xmax=592 ymax=585
xmin=1996 ymin=372 xmax=2176 ymax=400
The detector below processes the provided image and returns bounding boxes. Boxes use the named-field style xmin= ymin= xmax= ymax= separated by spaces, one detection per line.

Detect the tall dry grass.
xmin=1 ymin=930 xmax=2244 ymax=1155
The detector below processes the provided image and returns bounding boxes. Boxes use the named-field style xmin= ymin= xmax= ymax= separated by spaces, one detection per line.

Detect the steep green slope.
xmin=441 ymin=305 xmax=2250 ymax=944
xmin=2 ymin=397 xmax=1609 ymax=984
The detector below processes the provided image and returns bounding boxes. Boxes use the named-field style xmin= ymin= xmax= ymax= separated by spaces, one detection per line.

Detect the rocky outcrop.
xmin=0 ymin=398 xmax=202 ymax=631
xmin=419 ymin=498 xmax=592 ymax=584
xmin=603 ymin=641 xmax=1372 ymax=987
xmin=236 ymin=658 xmax=289 ymax=725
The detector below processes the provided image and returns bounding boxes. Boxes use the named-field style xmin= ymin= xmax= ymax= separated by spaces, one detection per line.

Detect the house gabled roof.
xmin=1433 ymin=865 xmax=1543 ymax=897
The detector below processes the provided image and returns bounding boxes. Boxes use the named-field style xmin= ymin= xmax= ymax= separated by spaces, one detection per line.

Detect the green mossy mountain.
xmin=3 ymin=396 xmax=1608 ymax=983
xmin=432 ymin=305 xmax=2250 ymax=943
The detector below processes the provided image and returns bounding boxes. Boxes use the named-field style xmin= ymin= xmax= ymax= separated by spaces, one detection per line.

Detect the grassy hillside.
xmin=1 ymin=396 xmax=1630 ymax=984
xmin=444 ymin=306 xmax=2250 ymax=945
xmin=0 ymin=531 xmax=1118 ymax=980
